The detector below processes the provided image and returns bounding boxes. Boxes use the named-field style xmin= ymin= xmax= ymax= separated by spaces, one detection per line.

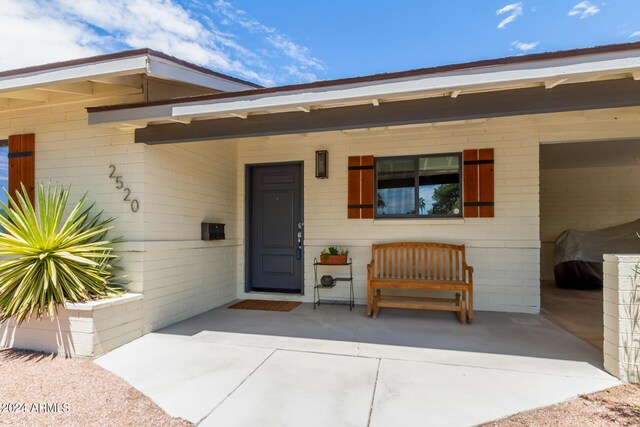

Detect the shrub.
xmin=0 ymin=184 xmax=125 ymax=324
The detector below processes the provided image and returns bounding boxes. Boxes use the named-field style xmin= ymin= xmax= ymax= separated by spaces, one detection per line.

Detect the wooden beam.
xmin=451 ymin=90 xmax=462 ymax=98
xmin=36 ymin=82 xmax=94 ymax=95
xmin=167 ymin=118 xmax=191 ymax=124
xmin=371 ymin=99 xmax=380 ymax=107
xmin=135 ymin=79 xmax=640 ymax=144
xmin=229 ymin=112 xmax=248 ymax=119
xmin=0 ymin=89 xmax=49 ymax=102
xmin=544 ymin=78 xmax=568 ymax=89
xmin=297 ymin=106 xmax=310 ymax=113
xmin=633 ymin=72 xmax=640 ymax=81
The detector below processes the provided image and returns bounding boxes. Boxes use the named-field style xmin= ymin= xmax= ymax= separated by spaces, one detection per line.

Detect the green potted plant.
xmin=0 ymin=184 xmax=125 ymax=324
xmin=320 ymin=246 xmax=349 ymax=264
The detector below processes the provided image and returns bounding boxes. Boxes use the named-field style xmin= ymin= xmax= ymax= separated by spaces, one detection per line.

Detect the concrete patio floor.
xmin=96 ymin=303 xmax=619 ymax=427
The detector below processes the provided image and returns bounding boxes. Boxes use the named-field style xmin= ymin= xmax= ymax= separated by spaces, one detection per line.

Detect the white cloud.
xmin=630 ymin=31 xmax=640 ymax=38
xmin=568 ymin=1 xmax=601 ymax=19
xmin=0 ymin=0 xmax=324 ymax=86
xmin=496 ymin=2 xmax=523 ymax=29
xmin=511 ymin=40 xmax=539 ymax=52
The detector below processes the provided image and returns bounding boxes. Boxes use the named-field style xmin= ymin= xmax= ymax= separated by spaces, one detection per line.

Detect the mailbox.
xmin=201 ymin=222 xmax=225 ymax=240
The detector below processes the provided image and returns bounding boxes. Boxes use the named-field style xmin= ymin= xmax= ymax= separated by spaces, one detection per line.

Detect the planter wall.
xmin=0 ymin=293 xmax=143 ymax=358
xmin=603 ymin=254 xmax=640 ymax=383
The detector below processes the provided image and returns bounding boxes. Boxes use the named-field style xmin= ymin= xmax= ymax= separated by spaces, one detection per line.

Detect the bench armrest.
xmin=367 ymin=261 xmax=375 ymax=278
xmin=463 ymin=263 xmax=474 ymax=273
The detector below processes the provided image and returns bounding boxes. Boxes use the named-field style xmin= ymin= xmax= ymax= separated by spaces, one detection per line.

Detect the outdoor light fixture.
xmin=316 ymin=150 xmax=328 ymax=179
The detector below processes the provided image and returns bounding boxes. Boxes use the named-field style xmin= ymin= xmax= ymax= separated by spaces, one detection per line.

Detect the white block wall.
xmin=603 ymin=254 xmax=640 ymax=382
xmin=540 ymin=165 xmax=640 ymax=280
xmin=0 ymin=294 xmax=143 ymax=358
xmin=236 ymin=120 xmax=541 ymax=313
xmin=136 ymin=140 xmax=239 ymax=332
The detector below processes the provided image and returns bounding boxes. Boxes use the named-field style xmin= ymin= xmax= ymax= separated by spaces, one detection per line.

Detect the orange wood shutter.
xmin=360 ymin=155 xmax=374 ymax=219
xmin=463 ymin=148 xmax=494 ymax=218
xmin=8 ymin=133 xmax=35 ymax=205
xmin=462 ymin=150 xmax=479 ymax=218
xmin=347 ymin=156 xmax=361 ymax=219
xmin=347 ymin=155 xmax=375 ymax=219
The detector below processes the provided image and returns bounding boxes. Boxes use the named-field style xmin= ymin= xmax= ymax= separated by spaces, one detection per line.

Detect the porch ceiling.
xmin=133 ymin=78 xmax=640 ymax=144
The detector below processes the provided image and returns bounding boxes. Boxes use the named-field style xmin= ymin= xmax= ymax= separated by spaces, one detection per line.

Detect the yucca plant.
xmin=0 ymin=184 xmax=125 ymax=324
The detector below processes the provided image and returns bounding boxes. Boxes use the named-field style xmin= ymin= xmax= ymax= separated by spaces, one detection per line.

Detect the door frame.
xmin=245 ymin=161 xmax=305 ymax=294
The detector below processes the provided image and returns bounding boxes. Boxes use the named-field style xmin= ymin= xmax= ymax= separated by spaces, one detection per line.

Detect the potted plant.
xmin=0 ymin=184 xmax=125 ymax=324
xmin=320 ymin=246 xmax=349 ymax=264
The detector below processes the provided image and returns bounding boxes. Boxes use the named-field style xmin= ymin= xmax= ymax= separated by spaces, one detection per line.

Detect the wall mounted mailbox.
xmin=201 ymin=222 xmax=225 ymax=240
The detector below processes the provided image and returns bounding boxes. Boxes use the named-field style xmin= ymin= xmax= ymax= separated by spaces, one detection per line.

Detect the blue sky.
xmin=1 ymin=1 xmax=640 ymax=86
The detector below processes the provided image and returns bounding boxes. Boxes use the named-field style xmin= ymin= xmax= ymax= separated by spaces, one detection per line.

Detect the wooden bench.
xmin=367 ymin=242 xmax=474 ymax=324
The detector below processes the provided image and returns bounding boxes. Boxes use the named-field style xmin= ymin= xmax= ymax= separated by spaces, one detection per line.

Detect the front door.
xmin=248 ymin=163 xmax=303 ymax=293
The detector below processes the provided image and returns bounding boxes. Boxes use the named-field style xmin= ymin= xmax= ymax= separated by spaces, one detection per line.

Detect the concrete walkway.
xmin=96 ymin=303 xmax=619 ymax=426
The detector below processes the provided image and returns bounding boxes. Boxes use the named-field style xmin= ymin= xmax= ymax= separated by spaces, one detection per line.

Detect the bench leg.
xmin=367 ymin=282 xmax=372 ymax=316
xmin=372 ymin=289 xmax=381 ymax=319
xmin=454 ymin=293 xmax=466 ymax=325
xmin=467 ymin=289 xmax=474 ymax=323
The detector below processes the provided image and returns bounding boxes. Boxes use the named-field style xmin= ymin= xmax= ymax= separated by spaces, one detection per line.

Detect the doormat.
xmin=228 ymin=300 xmax=301 ymax=312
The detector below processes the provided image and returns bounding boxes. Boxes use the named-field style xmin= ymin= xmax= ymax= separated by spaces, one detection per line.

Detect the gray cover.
xmin=555 ymin=219 xmax=640 ymax=265
xmin=554 ymin=219 xmax=640 ymax=289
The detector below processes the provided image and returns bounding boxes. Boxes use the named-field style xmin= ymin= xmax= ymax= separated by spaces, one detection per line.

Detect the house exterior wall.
xmin=135 ymin=140 xmax=239 ymax=332
xmin=0 ymin=95 xmax=239 ymax=348
xmin=236 ymin=119 xmax=541 ymax=313
xmin=540 ymin=165 xmax=640 ymax=280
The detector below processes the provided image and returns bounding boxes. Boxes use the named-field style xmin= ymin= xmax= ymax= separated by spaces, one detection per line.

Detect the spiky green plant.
xmin=0 ymin=184 xmax=125 ymax=324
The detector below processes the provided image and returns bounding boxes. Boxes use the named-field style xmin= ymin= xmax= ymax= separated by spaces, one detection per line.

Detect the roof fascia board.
xmin=172 ymin=53 xmax=640 ymax=118
xmin=147 ymin=56 xmax=258 ymax=92
xmin=87 ymin=48 xmax=640 ymax=126
xmin=0 ymin=56 xmax=149 ymax=93
xmin=134 ymin=78 xmax=640 ymax=144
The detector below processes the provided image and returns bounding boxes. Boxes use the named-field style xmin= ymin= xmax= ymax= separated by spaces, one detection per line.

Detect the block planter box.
xmin=0 ymin=293 xmax=143 ymax=358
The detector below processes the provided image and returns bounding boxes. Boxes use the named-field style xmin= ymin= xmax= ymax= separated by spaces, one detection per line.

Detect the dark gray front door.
xmin=248 ymin=163 xmax=303 ymax=293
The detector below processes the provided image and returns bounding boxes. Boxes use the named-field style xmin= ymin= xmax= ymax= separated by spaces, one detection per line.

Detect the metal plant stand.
xmin=313 ymin=258 xmax=354 ymax=310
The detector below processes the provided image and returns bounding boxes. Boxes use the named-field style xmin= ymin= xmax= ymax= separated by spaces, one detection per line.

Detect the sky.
xmin=1 ymin=1 xmax=640 ymax=87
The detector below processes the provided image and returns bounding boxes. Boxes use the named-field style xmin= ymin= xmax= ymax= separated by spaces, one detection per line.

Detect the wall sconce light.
xmin=315 ymin=150 xmax=328 ymax=179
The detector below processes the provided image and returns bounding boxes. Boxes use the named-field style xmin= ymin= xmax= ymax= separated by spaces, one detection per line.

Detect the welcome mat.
xmin=228 ymin=299 xmax=301 ymax=312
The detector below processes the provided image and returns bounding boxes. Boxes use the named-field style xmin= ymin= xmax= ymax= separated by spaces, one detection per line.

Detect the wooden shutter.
xmin=8 ymin=133 xmax=35 ymax=205
xmin=463 ymin=148 xmax=494 ymax=218
xmin=347 ymin=155 xmax=374 ymax=219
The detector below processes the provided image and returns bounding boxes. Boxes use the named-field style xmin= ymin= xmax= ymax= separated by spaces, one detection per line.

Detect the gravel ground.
xmin=0 ymin=348 xmax=191 ymax=427
xmin=486 ymin=384 xmax=640 ymax=426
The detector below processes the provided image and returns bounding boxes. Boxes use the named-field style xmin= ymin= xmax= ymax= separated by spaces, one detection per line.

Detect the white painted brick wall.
xmin=236 ymin=120 xmax=542 ymax=313
xmin=603 ymin=254 xmax=640 ymax=382
xmin=540 ymin=165 xmax=640 ymax=280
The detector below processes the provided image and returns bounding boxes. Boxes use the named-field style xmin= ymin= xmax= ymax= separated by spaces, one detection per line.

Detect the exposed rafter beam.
xmin=167 ymin=118 xmax=191 ymax=124
xmin=297 ymin=106 xmax=310 ymax=113
xmin=0 ymin=89 xmax=49 ymax=102
xmin=633 ymin=72 xmax=640 ymax=81
xmin=230 ymin=112 xmax=248 ymax=119
xmin=544 ymin=78 xmax=568 ymax=89
xmin=371 ymin=99 xmax=380 ymax=107
xmin=451 ymin=90 xmax=462 ymax=98
xmin=36 ymin=82 xmax=94 ymax=95
xmin=90 ymin=75 xmax=143 ymax=89
xmin=116 ymin=123 xmax=147 ymax=130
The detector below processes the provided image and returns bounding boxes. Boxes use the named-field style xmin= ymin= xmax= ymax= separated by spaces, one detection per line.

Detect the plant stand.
xmin=313 ymin=258 xmax=354 ymax=310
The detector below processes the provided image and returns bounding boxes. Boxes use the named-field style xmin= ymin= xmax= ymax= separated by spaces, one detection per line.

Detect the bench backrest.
xmin=371 ymin=242 xmax=466 ymax=281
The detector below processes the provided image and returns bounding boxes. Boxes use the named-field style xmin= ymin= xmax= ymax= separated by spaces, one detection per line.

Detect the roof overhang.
xmin=0 ymin=49 xmax=259 ymax=111
xmin=87 ymin=43 xmax=640 ymax=129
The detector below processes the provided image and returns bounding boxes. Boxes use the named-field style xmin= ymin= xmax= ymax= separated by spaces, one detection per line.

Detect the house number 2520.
xmin=108 ymin=165 xmax=139 ymax=212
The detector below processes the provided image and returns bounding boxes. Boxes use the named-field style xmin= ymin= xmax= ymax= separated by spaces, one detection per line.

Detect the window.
xmin=375 ymin=153 xmax=462 ymax=218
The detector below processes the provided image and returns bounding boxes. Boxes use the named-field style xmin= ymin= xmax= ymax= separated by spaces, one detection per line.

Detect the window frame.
xmin=374 ymin=152 xmax=463 ymax=219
